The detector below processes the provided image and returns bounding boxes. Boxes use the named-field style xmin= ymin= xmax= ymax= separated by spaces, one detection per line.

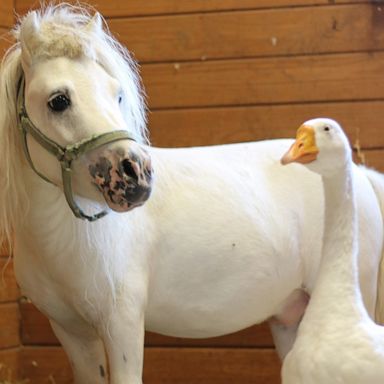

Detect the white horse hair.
xmin=2 ymin=4 xmax=384 ymax=384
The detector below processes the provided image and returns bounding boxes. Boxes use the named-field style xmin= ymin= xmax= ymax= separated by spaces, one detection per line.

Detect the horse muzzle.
xmin=88 ymin=145 xmax=153 ymax=212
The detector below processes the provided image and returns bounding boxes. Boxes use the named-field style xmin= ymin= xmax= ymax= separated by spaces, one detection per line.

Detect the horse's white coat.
xmin=1 ymin=6 xmax=384 ymax=384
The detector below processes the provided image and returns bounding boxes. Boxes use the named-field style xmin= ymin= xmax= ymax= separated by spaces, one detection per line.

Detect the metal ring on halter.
xmin=16 ymin=76 xmax=137 ymax=222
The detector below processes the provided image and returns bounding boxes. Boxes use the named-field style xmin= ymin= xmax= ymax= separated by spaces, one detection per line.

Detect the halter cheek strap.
xmin=17 ymin=77 xmax=136 ymax=222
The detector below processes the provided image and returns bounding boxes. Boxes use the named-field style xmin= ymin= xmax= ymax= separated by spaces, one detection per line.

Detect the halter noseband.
xmin=17 ymin=76 xmax=136 ymax=222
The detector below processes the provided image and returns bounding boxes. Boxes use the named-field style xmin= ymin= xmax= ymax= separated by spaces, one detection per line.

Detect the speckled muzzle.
xmin=88 ymin=145 xmax=153 ymax=212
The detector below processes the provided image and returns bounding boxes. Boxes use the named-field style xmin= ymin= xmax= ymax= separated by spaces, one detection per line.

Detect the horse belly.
xmin=144 ymin=225 xmax=305 ymax=338
xmin=143 ymin=149 xmax=322 ymax=338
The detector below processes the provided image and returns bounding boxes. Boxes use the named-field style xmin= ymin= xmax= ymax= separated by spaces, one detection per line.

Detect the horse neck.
xmin=304 ymin=165 xmax=368 ymax=322
xmin=19 ymin=169 xmax=130 ymax=273
xmin=17 ymin=168 xmax=73 ymax=238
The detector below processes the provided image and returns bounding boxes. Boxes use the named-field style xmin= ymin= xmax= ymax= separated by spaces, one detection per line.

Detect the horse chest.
xmin=14 ymin=234 xmax=118 ymax=324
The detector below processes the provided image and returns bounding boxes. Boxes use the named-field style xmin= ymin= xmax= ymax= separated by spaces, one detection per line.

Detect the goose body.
xmin=281 ymin=119 xmax=384 ymax=384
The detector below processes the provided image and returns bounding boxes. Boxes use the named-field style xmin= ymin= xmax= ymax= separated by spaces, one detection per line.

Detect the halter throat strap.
xmin=17 ymin=77 xmax=136 ymax=221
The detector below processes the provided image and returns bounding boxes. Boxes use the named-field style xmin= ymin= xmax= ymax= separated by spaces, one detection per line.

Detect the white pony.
xmin=1 ymin=5 xmax=384 ymax=384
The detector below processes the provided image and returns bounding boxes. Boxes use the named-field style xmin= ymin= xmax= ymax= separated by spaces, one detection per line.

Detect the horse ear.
xmin=86 ymin=12 xmax=103 ymax=34
xmin=19 ymin=11 xmax=40 ymax=69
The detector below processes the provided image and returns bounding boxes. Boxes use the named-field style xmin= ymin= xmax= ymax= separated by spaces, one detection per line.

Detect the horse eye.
xmin=48 ymin=94 xmax=71 ymax=112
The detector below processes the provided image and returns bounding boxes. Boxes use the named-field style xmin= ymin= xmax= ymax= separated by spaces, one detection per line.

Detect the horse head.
xmin=1 ymin=7 xmax=152 ymax=223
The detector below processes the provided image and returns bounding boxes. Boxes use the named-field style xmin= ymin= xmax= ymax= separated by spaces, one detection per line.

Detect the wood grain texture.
xmin=149 ymin=101 xmax=384 ymax=148
xmin=144 ymin=347 xmax=281 ymax=384
xmin=110 ymin=4 xmax=384 ymax=63
xmin=15 ymin=0 xmax=371 ymax=17
xmin=142 ymin=52 xmax=384 ymax=109
xmin=0 ymin=259 xmax=19 ymax=303
xmin=21 ymin=346 xmax=281 ymax=384
xmin=20 ymin=302 xmax=274 ymax=347
xmin=0 ymin=303 xmax=20 ymax=349
xmin=0 ymin=0 xmax=13 ymax=28
xmin=21 ymin=347 xmax=72 ymax=384
xmin=20 ymin=301 xmax=56 ymax=346
xmin=0 ymin=348 xmax=20 ymax=382
xmin=357 ymin=149 xmax=384 ymax=172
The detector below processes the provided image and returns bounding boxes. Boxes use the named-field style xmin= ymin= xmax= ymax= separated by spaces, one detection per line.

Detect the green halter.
xmin=17 ymin=77 xmax=136 ymax=222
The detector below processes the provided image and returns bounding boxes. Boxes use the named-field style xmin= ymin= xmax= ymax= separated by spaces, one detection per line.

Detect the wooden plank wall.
xmin=11 ymin=0 xmax=384 ymax=383
xmin=16 ymin=0 xmax=384 ymax=167
xmin=20 ymin=301 xmax=280 ymax=384
xmin=0 ymin=248 xmax=21 ymax=383
xmin=0 ymin=0 xmax=14 ymax=56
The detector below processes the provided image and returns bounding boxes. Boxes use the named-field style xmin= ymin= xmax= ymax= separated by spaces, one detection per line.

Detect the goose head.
xmin=280 ymin=118 xmax=352 ymax=176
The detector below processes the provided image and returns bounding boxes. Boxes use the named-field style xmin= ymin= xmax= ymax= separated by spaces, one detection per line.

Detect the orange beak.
xmin=281 ymin=125 xmax=319 ymax=165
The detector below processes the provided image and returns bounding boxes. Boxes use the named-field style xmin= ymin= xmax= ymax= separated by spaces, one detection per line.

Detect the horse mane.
xmin=0 ymin=45 xmax=26 ymax=251
xmin=0 ymin=4 xmax=148 ymax=249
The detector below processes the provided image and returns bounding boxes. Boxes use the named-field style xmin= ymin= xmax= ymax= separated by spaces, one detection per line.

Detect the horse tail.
xmin=362 ymin=166 xmax=384 ymax=325
xmin=0 ymin=42 xmax=27 ymax=251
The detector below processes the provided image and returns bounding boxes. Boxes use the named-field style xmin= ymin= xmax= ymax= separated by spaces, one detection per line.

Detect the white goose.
xmin=280 ymin=118 xmax=384 ymax=384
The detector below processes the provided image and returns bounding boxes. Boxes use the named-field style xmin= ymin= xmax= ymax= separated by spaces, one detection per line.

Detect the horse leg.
xmin=268 ymin=289 xmax=309 ymax=359
xmin=102 ymin=304 xmax=145 ymax=384
xmin=50 ymin=320 xmax=108 ymax=384
xmin=269 ymin=321 xmax=300 ymax=360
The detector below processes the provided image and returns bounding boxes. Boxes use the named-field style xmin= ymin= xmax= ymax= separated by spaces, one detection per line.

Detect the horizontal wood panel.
xmin=0 ymin=259 xmax=19 ymax=303
xmin=0 ymin=348 xmax=20 ymax=382
xmin=111 ymin=4 xmax=384 ymax=63
xmin=20 ymin=302 xmax=274 ymax=347
xmin=142 ymin=52 xmax=384 ymax=109
xmin=0 ymin=0 xmax=13 ymax=28
xmin=149 ymin=101 xmax=384 ymax=148
xmin=16 ymin=0 xmax=371 ymax=17
xmin=358 ymin=149 xmax=384 ymax=172
xmin=20 ymin=301 xmax=55 ymax=345
xmin=0 ymin=303 xmax=20 ymax=349
xmin=21 ymin=347 xmax=72 ymax=384
xmin=144 ymin=347 xmax=281 ymax=384
xmin=21 ymin=346 xmax=281 ymax=384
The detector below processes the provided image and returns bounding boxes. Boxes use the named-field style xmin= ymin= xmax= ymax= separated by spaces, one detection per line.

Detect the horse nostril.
xmin=145 ymin=167 xmax=152 ymax=177
xmin=121 ymin=159 xmax=138 ymax=182
xmin=144 ymin=162 xmax=152 ymax=177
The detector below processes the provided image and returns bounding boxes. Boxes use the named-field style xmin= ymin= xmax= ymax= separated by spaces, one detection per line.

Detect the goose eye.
xmin=324 ymin=126 xmax=330 ymax=132
xmin=48 ymin=94 xmax=71 ymax=112
xmin=118 ymin=94 xmax=123 ymax=104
